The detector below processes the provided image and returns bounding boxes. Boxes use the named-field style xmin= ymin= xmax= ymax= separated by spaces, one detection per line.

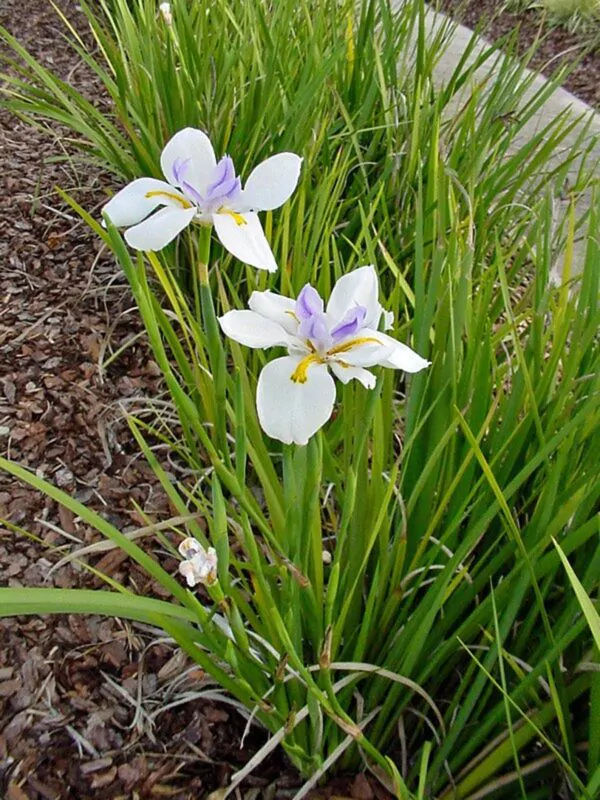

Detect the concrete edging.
xmin=396 ymin=3 xmax=600 ymax=276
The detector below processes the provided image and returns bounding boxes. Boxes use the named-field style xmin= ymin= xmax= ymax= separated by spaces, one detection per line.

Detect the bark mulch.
xmin=0 ymin=0 xmax=597 ymax=798
xmin=436 ymin=0 xmax=600 ymax=110
xmin=0 ymin=2 xmax=295 ymax=798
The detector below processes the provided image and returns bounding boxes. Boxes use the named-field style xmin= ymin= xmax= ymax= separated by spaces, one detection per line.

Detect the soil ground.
xmin=0 ymin=1 xmax=598 ymax=798
xmin=0 ymin=1 xmax=292 ymax=797
xmin=435 ymin=0 xmax=600 ymax=109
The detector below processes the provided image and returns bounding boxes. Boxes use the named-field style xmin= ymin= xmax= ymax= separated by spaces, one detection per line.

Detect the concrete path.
xmin=396 ymin=3 xmax=600 ymax=278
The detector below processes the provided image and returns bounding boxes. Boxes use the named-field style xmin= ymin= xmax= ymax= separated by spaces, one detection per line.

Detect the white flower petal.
xmin=257 ymin=356 xmax=336 ymax=445
xmin=124 ymin=206 xmax=196 ymax=251
xmin=213 ymin=211 xmax=277 ymax=272
xmin=382 ymin=309 xmax=394 ymax=331
xmin=179 ymin=561 xmax=199 ymax=587
xmin=330 ymin=362 xmax=376 ymax=389
xmin=334 ymin=329 xmax=428 ymax=372
xmin=178 ymin=546 xmax=218 ymax=587
xmin=332 ymin=331 xmax=392 ymax=368
xmin=178 ymin=537 xmax=202 ymax=559
xmin=378 ymin=336 xmax=430 ymax=372
xmin=326 ymin=265 xmax=382 ymax=328
xmin=359 ymin=330 xmax=430 ymax=372
xmin=236 ymin=153 xmax=303 ymax=212
xmin=248 ymin=290 xmax=299 ymax=334
xmin=219 ymin=310 xmax=291 ymax=349
xmin=102 ymin=178 xmax=186 ymax=227
xmin=190 ymin=549 xmax=218 ymax=582
xmin=160 ymin=127 xmax=217 ymax=196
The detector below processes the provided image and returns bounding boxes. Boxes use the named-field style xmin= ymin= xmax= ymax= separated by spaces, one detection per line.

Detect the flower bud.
xmin=159 ymin=2 xmax=173 ymax=25
xmin=178 ymin=537 xmax=218 ymax=587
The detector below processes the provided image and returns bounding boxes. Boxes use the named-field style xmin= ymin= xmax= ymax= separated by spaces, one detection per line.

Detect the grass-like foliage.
xmin=1 ymin=0 xmax=599 ymax=796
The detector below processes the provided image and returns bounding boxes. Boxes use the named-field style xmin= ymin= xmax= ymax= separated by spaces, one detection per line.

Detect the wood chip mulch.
xmin=0 ymin=1 xmax=295 ymax=798
xmin=436 ymin=0 xmax=600 ymax=110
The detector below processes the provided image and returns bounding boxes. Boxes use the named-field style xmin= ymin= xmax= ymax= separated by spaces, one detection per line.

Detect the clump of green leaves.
xmin=1 ymin=0 xmax=593 ymax=288
xmin=1 ymin=0 xmax=599 ymax=797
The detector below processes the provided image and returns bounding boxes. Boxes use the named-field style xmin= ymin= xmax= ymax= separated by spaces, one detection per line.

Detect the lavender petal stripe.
xmin=206 ymin=175 xmax=241 ymax=204
xmin=173 ymin=157 xmax=191 ymax=185
xmin=296 ymin=284 xmax=324 ymax=320
xmin=182 ymin=179 xmax=204 ymax=206
xmin=206 ymin=155 xmax=236 ymax=195
xmin=299 ymin=313 xmax=332 ymax=352
xmin=331 ymin=305 xmax=367 ymax=341
xmin=225 ymin=176 xmax=242 ymax=200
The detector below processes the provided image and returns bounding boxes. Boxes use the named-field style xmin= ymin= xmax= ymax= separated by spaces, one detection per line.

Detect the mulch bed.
xmin=436 ymin=0 xmax=600 ymax=110
xmin=0 ymin=1 xmax=291 ymax=797
xmin=0 ymin=0 xmax=597 ymax=798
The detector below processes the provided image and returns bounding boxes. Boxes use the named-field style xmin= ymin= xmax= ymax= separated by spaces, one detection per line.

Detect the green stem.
xmin=197 ymin=225 xmax=229 ymax=459
xmin=305 ymin=433 xmax=324 ymax=606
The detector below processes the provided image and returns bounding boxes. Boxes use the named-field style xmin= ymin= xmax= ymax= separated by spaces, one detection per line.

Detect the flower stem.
xmin=197 ymin=227 xmax=210 ymax=286
xmin=197 ymin=226 xmax=229 ymax=459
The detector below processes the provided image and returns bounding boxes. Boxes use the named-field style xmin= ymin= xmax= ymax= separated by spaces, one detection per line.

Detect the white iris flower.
xmin=178 ymin=537 xmax=218 ymax=588
xmin=102 ymin=127 xmax=302 ymax=272
xmin=219 ymin=265 xmax=430 ymax=445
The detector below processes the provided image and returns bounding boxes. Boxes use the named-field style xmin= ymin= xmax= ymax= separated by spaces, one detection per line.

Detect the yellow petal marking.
xmin=289 ymin=337 xmax=381 ymax=383
xmin=327 ymin=336 xmax=381 ymax=356
xmin=290 ymin=353 xmax=324 ymax=384
xmin=145 ymin=190 xmax=193 ymax=209
xmin=218 ymin=208 xmax=247 ymax=226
